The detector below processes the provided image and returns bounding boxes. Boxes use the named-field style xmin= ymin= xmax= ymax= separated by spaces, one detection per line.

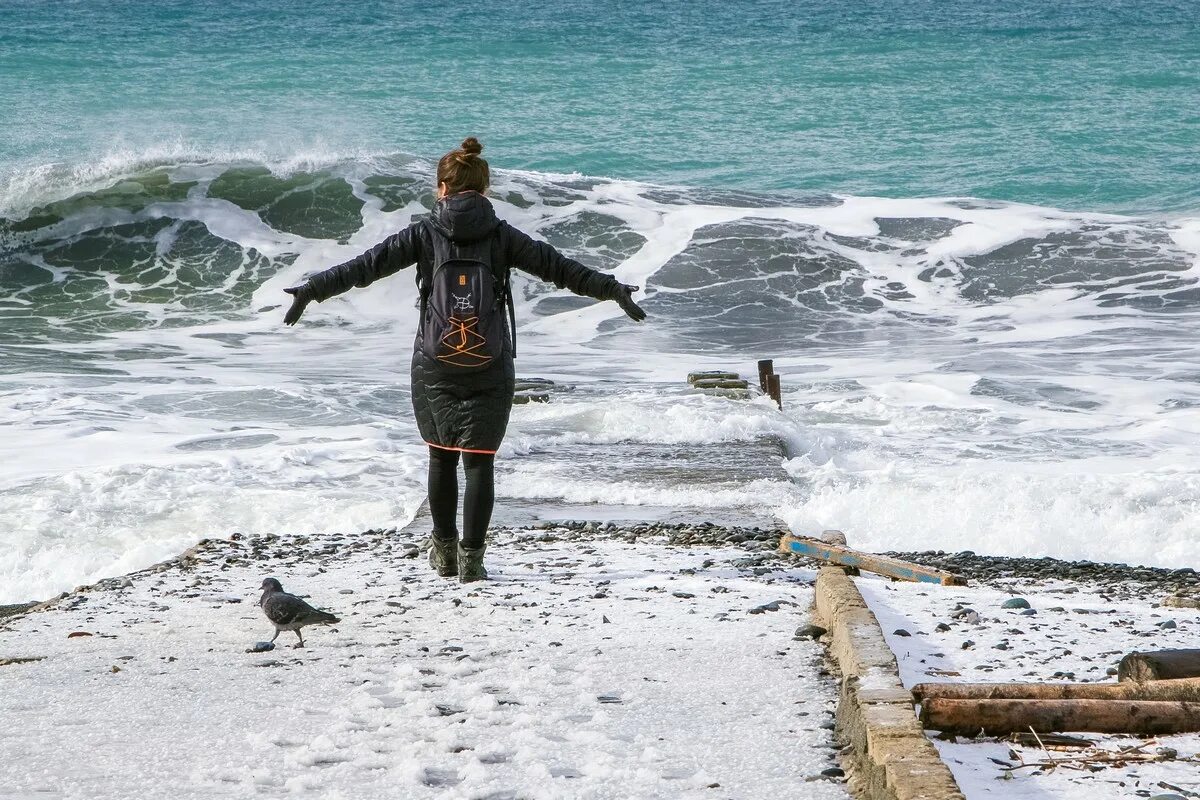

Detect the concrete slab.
xmin=813 ymin=566 xmax=966 ymax=800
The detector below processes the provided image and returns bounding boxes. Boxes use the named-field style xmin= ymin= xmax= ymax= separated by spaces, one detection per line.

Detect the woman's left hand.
xmin=614 ymin=284 xmax=647 ymax=322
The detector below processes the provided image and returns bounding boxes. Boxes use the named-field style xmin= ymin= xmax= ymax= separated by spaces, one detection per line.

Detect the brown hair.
xmin=436 ymin=137 xmax=490 ymax=195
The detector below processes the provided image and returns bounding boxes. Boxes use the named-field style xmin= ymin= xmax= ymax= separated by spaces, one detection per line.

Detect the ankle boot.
xmin=428 ymin=532 xmax=458 ymax=577
xmin=458 ymin=543 xmax=488 ymax=583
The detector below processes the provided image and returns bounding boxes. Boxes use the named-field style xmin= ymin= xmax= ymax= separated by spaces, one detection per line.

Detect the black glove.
xmin=612 ymin=283 xmax=646 ymax=322
xmin=283 ymin=285 xmax=312 ymax=326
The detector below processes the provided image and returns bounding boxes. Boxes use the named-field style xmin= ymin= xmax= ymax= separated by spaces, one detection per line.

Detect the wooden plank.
xmin=921 ymin=697 xmax=1200 ymax=735
xmin=779 ymin=533 xmax=968 ymax=586
xmin=913 ymin=677 xmax=1200 ymax=703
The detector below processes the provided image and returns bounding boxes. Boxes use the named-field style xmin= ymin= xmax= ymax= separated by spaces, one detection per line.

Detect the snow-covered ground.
xmin=857 ymin=574 xmax=1200 ymax=799
xmin=0 ymin=526 xmax=847 ymax=800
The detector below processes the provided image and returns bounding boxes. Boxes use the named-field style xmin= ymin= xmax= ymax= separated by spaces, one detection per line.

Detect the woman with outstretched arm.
xmin=282 ymin=137 xmax=646 ymax=582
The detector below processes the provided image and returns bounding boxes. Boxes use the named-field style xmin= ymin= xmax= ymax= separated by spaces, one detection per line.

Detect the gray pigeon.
xmin=258 ymin=578 xmax=340 ymax=648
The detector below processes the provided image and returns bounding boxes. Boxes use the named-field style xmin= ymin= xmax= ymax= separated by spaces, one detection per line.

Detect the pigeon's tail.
xmin=314 ymin=611 xmax=340 ymax=625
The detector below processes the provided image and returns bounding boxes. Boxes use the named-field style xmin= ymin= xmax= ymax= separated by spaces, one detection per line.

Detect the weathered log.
xmin=913 ymin=677 xmax=1200 ymax=703
xmin=920 ymin=697 xmax=1200 ymax=735
xmin=779 ymin=533 xmax=967 ymax=585
xmin=1118 ymin=649 xmax=1200 ymax=682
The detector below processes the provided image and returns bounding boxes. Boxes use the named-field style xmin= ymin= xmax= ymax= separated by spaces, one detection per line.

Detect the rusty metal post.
xmin=767 ymin=373 xmax=782 ymax=410
xmin=757 ymin=359 xmax=774 ymax=393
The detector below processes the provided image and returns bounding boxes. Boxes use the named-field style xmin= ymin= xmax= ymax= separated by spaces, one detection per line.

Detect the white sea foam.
xmin=3 ymin=157 xmax=1199 ymax=601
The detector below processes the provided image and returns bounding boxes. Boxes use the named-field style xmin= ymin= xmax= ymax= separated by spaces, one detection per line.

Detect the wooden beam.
xmin=779 ymin=533 xmax=968 ymax=586
xmin=921 ymin=697 xmax=1200 ymax=735
xmin=913 ymin=677 xmax=1200 ymax=703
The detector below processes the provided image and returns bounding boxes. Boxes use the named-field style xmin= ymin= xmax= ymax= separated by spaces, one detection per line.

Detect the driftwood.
xmin=779 ymin=533 xmax=967 ymax=585
xmin=996 ymin=738 xmax=1199 ymax=774
xmin=913 ymin=677 xmax=1200 ymax=703
xmin=1118 ymin=649 xmax=1200 ymax=682
xmin=920 ymin=697 xmax=1200 ymax=735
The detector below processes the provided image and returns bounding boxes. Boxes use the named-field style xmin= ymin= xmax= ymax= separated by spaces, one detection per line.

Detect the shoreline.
xmin=7 ymin=526 xmax=1197 ymax=630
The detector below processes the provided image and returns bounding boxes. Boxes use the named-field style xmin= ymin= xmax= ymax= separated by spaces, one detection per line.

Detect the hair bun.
xmin=460 ymin=137 xmax=483 ymax=156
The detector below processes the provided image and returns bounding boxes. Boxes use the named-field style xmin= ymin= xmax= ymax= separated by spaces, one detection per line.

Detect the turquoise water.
xmin=3 ymin=0 xmax=1200 ymax=600
xmin=1 ymin=0 xmax=1197 ymax=213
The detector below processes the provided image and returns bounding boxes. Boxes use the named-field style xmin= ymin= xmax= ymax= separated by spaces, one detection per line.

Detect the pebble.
xmin=820 ymin=767 xmax=845 ymax=778
xmin=672 ymin=592 xmax=695 ymax=599
xmin=893 ymin=629 xmax=911 ymax=637
xmin=1001 ymin=598 xmax=1031 ymax=609
xmin=1156 ymin=620 xmax=1177 ymax=629
xmin=246 ymin=641 xmax=275 ymax=653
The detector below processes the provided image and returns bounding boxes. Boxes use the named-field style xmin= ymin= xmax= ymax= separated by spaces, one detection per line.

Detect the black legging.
xmin=427 ymin=446 xmax=495 ymax=549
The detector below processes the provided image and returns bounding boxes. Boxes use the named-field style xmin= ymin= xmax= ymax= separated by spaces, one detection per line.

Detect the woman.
xmin=282 ymin=137 xmax=646 ymax=583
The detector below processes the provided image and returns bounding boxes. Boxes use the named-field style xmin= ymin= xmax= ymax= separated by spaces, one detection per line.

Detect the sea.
xmin=2 ymin=0 xmax=1198 ymax=603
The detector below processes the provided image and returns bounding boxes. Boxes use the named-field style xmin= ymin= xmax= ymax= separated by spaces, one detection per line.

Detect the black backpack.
xmin=416 ymin=220 xmax=516 ymax=371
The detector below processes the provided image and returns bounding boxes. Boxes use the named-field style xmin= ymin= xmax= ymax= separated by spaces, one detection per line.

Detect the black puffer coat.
xmin=302 ymin=192 xmax=622 ymax=454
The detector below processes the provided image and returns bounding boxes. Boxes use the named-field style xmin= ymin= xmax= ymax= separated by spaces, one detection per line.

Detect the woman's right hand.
xmin=614 ymin=284 xmax=647 ymax=322
xmin=283 ymin=285 xmax=312 ymax=325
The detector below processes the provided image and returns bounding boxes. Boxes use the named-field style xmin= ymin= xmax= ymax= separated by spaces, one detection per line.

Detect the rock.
xmin=67 ymin=631 xmax=93 ymax=639
xmin=794 ymin=624 xmax=827 ymax=641
xmin=961 ymin=640 xmax=975 ymax=650
xmin=1156 ymin=620 xmax=1178 ymax=629
xmin=0 ymin=602 xmax=37 ymax=619
xmin=748 ymin=601 xmax=782 ymax=614
xmin=602 ymin=616 xmax=611 ymax=624
xmin=893 ymin=629 xmax=911 ymax=637
xmin=1001 ymin=598 xmax=1031 ymax=609
xmin=1149 ymin=795 xmax=1186 ymax=800
xmin=1162 ymin=594 xmax=1200 ymax=609
xmin=246 ymin=641 xmax=276 ymax=653
xmin=935 ymin=622 xmax=952 ymax=632
xmin=1019 ymin=608 xmax=1037 ymax=616
xmin=672 ymin=592 xmax=695 ymax=599
xmin=0 ymin=656 xmax=45 ymax=666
